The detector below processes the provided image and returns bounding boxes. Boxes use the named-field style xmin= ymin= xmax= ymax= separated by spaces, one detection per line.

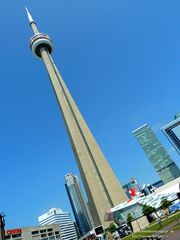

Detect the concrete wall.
xmin=131 ymin=216 xmax=149 ymax=233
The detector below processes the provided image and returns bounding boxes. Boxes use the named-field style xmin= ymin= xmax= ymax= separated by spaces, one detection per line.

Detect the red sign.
xmin=6 ymin=228 xmax=22 ymax=235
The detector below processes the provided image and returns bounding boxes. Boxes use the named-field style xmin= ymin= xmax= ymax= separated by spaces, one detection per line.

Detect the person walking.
xmin=157 ymin=217 xmax=162 ymax=228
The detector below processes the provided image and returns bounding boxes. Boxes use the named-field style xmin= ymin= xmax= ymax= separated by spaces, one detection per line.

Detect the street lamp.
xmin=0 ymin=213 xmax=5 ymax=240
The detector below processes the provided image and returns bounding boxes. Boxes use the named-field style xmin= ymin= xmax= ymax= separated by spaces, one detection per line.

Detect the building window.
xmin=5 ymin=236 xmax=11 ymax=239
xmin=12 ymin=234 xmax=21 ymax=238
xmin=40 ymin=229 xmax=46 ymax=233
xmin=41 ymin=234 xmax=47 ymax=238
xmin=32 ymin=230 xmax=39 ymax=235
xmin=49 ymin=237 xmax=55 ymax=240
xmin=47 ymin=228 xmax=53 ymax=232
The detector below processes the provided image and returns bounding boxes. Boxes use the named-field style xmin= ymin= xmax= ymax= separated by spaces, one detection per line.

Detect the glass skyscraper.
xmin=161 ymin=113 xmax=180 ymax=154
xmin=133 ymin=124 xmax=180 ymax=184
xmin=65 ymin=173 xmax=93 ymax=237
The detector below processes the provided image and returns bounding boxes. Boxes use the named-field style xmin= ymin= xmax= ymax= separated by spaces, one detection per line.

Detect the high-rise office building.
xmin=133 ymin=124 xmax=180 ymax=184
xmin=26 ymin=9 xmax=127 ymax=228
xmin=65 ymin=173 xmax=93 ymax=236
xmin=38 ymin=208 xmax=78 ymax=240
xmin=161 ymin=113 xmax=180 ymax=154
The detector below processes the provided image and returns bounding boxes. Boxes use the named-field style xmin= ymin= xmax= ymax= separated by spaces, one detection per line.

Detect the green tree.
xmin=160 ymin=198 xmax=172 ymax=209
xmin=142 ymin=205 xmax=156 ymax=215
xmin=126 ymin=213 xmax=134 ymax=231
xmin=108 ymin=222 xmax=117 ymax=233
xmin=126 ymin=213 xmax=134 ymax=223
xmin=142 ymin=204 xmax=156 ymax=223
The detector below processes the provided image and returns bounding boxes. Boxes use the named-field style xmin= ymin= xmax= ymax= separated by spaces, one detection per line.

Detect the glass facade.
xmin=161 ymin=114 xmax=180 ymax=154
xmin=65 ymin=174 xmax=93 ymax=237
xmin=151 ymin=180 xmax=164 ymax=189
xmin=115 ymin=204 xmax=143 ymax=223
xmin=133 ymin=124 xmax=180 ymax=184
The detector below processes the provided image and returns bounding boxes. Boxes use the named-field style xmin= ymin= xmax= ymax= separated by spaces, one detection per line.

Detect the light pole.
xmin=0 ymin=213 xmax=5 ymax=240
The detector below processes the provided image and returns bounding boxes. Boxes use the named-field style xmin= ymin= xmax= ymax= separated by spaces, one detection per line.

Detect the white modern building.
xmin=104 ymin=177 xmax=180 ymax=224
xmin=38 ymin=208 xmax=78 ymax=240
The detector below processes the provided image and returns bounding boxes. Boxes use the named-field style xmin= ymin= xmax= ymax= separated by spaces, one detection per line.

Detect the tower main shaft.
xmin=26 ymin=9 xmax=127 ymax=228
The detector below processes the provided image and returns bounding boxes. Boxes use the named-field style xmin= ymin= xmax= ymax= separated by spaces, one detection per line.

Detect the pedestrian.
xmin=164 ymin=210 xmax=169 ymax=219
xmin=157 ymin=217 xmax=162 ymax=227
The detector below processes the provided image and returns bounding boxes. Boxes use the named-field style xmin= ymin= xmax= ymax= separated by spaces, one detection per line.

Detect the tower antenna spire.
xmin=25 ymin=7 xmax=34 ymax=24
xmin=25 ymin=7 xmax=39 ymax=34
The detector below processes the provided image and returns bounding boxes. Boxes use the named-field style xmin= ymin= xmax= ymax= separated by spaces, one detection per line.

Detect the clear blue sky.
xmin=0 ymin=0 xmax=179 ymax=229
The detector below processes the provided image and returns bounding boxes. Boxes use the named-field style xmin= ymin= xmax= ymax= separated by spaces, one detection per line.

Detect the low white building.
xmin=38 ymin=208 xmax=78 ymax=240
xmin=5 ymin=224 xmax=60 ymax=240
xmin=104 ymin=178 xmax=180 ymax=224
xmin=154 ymin=177 xmax=180 ymax=195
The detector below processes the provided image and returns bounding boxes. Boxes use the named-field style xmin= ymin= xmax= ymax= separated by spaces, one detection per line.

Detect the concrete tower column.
xmin=26 ymin=8 xmax=127 ymax=228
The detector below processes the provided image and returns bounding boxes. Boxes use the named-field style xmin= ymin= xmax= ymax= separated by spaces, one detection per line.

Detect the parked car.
xmin=117 ymin=224 xmax=132 ymax=238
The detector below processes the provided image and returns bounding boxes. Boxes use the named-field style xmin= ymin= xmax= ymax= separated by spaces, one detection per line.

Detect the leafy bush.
xmin=108 ymin=222 xmax=117 ymax=233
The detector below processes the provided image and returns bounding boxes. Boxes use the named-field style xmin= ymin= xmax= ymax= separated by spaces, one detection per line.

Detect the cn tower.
xmin=26 ymin=8 xmax=127 ymax=228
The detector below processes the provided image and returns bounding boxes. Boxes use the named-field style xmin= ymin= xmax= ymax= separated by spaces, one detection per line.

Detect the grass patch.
xmin=122 ymin=212 xmax=180 ymax=240
xmin=148 ymin=211 xmax=179 ymax=230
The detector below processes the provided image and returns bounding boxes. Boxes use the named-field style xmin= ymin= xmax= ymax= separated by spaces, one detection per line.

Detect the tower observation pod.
xmin=26 ymin=8 xmax=128 ymax=229
xmin=30 ymin=33 xmax=53 ymax=57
